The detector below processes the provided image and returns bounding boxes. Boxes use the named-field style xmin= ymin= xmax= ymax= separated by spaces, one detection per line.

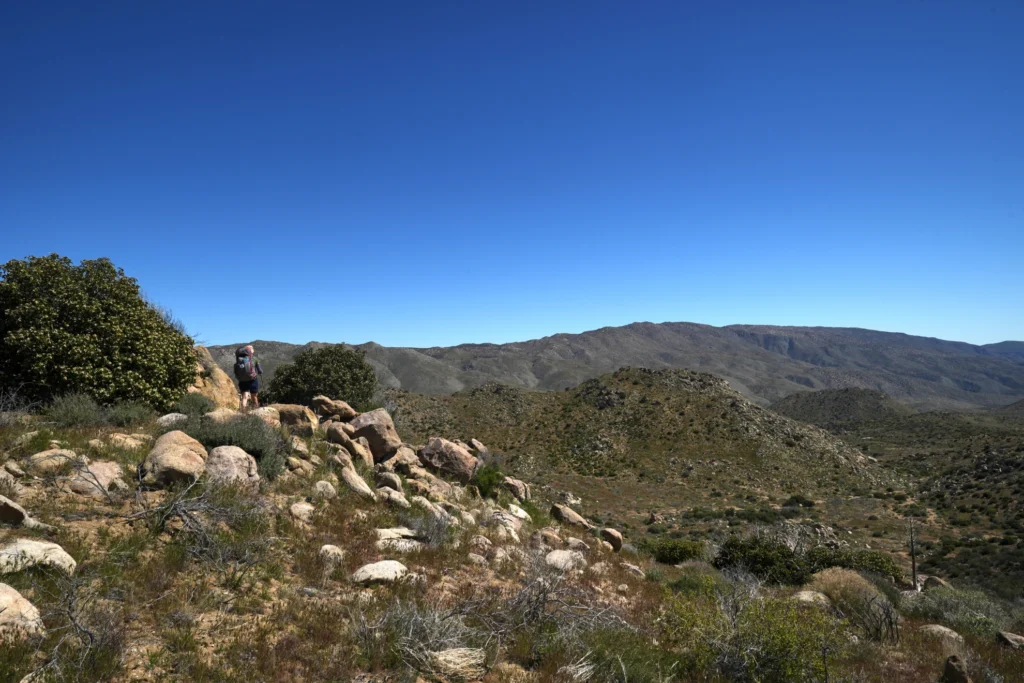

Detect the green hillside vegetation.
xmin=770 ymin=388 xmax=916 ymax=431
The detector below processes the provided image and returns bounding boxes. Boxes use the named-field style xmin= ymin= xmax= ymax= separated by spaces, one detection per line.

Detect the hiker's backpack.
xmin=234 ymin=347 xmax=258 ymax=382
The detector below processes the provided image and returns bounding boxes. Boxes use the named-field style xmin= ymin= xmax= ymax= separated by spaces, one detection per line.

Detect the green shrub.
xmin=264 ymin=345 xmax=376 ymax=407
xmin=174 ymin=393 xmax=215 ymax=417
xmin=714 ymin=536 xmax=810 ymax=585
xmin=471 ymin=463 xmax=504 ymax=499
xmin=47 ymin=392 xmax=105 ymax=427
xmin=0 ymin=254 xmax=195 ymax=409
xmin=901 ymin=587 xmax=1012 ymax=636
xmin=179 ymin=416 xmax=286 ymax=480
xmin=783 ymin=494 xmax=815 ymax=508
xmin=638 ymin=537 xmax=706 ymax=565
xmin=805 ymin=546 xmax=904 ymax=583
xmin=104 ymin=401 xmax=156 ymax=428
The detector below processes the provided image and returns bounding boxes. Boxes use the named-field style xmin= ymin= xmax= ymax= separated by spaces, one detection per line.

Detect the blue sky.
xmin=2 ymin=1 xmax=1021 ymax=347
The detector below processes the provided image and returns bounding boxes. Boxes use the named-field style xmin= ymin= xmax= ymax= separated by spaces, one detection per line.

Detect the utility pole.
xmin=908 ymin=517 xmax=919 ymax=590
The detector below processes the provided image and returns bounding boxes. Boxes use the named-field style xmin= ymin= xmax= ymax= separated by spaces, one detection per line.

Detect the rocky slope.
xmin=770 ymin=388 xmax=916 ymax=432
xmin=209 ymin=322 xmax=1024 ymax=411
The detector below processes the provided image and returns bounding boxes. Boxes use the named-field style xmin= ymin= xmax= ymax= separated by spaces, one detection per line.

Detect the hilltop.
xmin=209 ymin=322 xmax=1024 ymax=411
xmin=770 ymin=388 xmax=916 ymax=431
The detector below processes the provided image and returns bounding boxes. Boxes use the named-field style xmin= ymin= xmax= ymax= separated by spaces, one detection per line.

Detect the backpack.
xmin=234 ymin=347 xmax=258 ymax=382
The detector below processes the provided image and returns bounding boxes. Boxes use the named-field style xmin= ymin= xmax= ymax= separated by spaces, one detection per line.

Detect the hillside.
xmin=209 ymin=322 xmax=1024 ymax=411
xmin=999 ymin=398 xmax=1024 ymax=416
xmin=770 ymin=388 xmax=916 ymax=431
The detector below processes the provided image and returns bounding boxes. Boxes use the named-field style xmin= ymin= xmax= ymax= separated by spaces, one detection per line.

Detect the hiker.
xmin=233 ymin=344 xmax=263 ymax=410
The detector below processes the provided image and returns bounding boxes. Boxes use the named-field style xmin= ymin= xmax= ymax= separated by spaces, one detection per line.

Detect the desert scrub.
xmin=900 ymin=586 xmax=1013 ymax=637
xmin=714 ymin=536 xmax=810 ymax=585
xmin=46 ymin=392 xmax=106 ymax=427
xmin=177 ymin=414 xmax=287 ymax=479
xmin=809 ymin=568 xmax=899 ymax=642
xmin=637 ymin=537 xmax=706 ymax=565
xmin=805 ymin=546 xmax=904 ymax=583
xmin=173 ymin=392 xmax=215 ymax=416
xmin=104 ymin=400 xmax=156 ymax=427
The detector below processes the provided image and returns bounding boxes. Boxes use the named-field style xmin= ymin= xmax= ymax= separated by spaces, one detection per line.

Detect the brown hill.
xmin=208 ymin=322 xmax=1024 ymax=411
xmin=770 ymin=388 xmax=916 ymax=431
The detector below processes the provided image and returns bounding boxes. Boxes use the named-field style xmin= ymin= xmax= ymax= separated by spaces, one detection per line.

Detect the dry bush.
xmin=809 ymin=568 xmax=899 ymax=643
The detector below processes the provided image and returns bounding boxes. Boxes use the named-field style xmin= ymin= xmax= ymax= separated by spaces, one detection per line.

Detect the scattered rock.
xmin=646 ymin=511 xmax=665 ymax=525
xmin=68 ymin=460 xmax=127 ymax=498
xmin=419 ymin=438 xmax=479 ymax=483
xmin=375 ymin=471 xmax=403 ymax=492
xmin=350 ymin=560 xmax=408 ymax=585
xmin=377 ymin=445 xmax=419 ymax=472
xmin=376 ymin=538 xmax=423 ymax=553
xmin=550 ymin=503 xmax=593 ymax=529
xmin=340 ymin=467 xmax=377 ymax=502
xmin=313 ymin=480 xmax=337 ymax=500
xmin=792 ymin=590 xmax=832 ymax=608
xmin=290 ymin=436 xmax=310 ymax=459
xmin=156 ymin=413 xmax=188 ymax=428
xmin=377 ymin=487 xmax=411 ymax=509
xmin=3 ymin=462 xmax=25 ymax=479
xmin=270 ymin=404 xmax=319 ymax=437
xmin=508 ymin=504 xmax=531 ymax=521
xmin=26 ymin=448 xmax=80 ymax=475
xmin=622 ymin=562 xmax=645 ymax=579
xmin=325 ymin=425 xmax=374 ymax=469
xmin=996 ymin=631 xmax=1024 ymax=650
xmin=0 ymin=539 xmax=76 ymax=574
xmin=468 ymin=438 xmax=488 ymax=453
xmin=503 ymin=476 xmax=531 ymax=501
xmin=545 ymin=549 xmax=587 ymax=571
xmin=530 ymin=528 xmax=563 ymax=549
xmin=142 ymin=431 xmax=207 ymax=487
xmin=290 ymin=502 xmax=315 ymax=524
xmin=938 ymin=655 xmax=972 ymax=683
xmin=600 ymin=528 xmax=623 ymax=552
xmin=920 ymin=624 xmax=964 ymax=644
xmin=0 ymin=583 xmax=44 ymax=639
xmin=311 ymin=396 xmax=358 ymax=421
xmin=566 ymin=538 xmax=590 ymax=552
xmin=287 ymin=457 xmax=316 ymax=476
xmin=205 ymin=446 xmax=260 ymax=490
xmin=319 ymin=544 xmax=345 ymax=566
xmin=349 ymin=409 xmax=402 ymax=462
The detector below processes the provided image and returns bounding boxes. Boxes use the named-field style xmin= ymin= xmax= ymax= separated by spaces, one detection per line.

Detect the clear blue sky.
xmin=2 ymin=1 xmax=1021 ymax=347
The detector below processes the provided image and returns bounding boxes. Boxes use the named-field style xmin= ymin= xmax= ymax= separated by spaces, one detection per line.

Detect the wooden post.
xmin=909 ymin=517 xmax=919 ymax=590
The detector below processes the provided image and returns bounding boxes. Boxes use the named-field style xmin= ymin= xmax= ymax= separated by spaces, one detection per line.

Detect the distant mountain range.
xmin=207 ymin=322 xmax=1024 ymax=411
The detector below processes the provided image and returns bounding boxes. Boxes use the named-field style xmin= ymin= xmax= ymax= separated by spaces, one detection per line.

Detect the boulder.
xmin=997 ymin=631 xmax=1024 ymax=650
xmin=142 ymin=431 xmax=207 ymax=487
xmin=0 ymin=539 xmax=76 ymax=574
xmin=530 ymin=528 xmax=563 ymax=550
xmin=290 ymin=502 xmax=315 ymax=524
xmin=203 ymin=408 xmax=241 ymax=425
xmin=792 ymin=590 xmax=832 ymax=608
xmin=310 ymin=396 xmax=358 ymax=421
xmin=340 ymin=467 xmax=377 ymax=502
xmin=325 ymin=425 xmax=373 ymax=469
xmin=622 ymin=562 xmax=645 ymax=578
xmin=313 ymin=480 xmax=338 ymax=500
xmin=545 ymin=549 xmax=587 ymax=571
xmin=920 ymin=624 xmax=964 ymax=644
xmin=375 ymin=471 xmax=403 ymax=492
xmin=26 ymin=448 xmax=80 ymax=475
xmin=376 ymin=538 xmax=423 ymax=553
xmin=270 ymin=404 xmax=319 ymax=437
xmin=0 ymin=497 xmax=27 ymax=525
xmin=0 ymin=583 xmax=44 ymax=639
xmin=3 ymin=462 xmax=25 ymax=479
xmin=503 ymin=476 xmax=531 ymax=501
xmin=468 ymin=438 xmax=488 ymax=454
xmin=566 ymin=538 xmax=590 ymax=552
xmin=68 ymin=461 xmax=127 ymax=498
xmin=467 ymin=552 xmax=488 ymax=567
xmin=290 ymin=436 xmax=310 ymax=459
xmin=287 ymin=457 xmax=315 ymax=476
xmin=206 ymin=446 xmax=260 ymax=490
xmin=190 ymin=345 xmax=239 ymax=409
xmin=600 ymin=528 xmax=623 ymax=552
xmin=349 ymin=409 xmax=402 ymax=462
xmin=156 ymin=413 xmax=188 ymax=428
xmin=377 ymin=487 xmax=411 ymax=509
xmin=376 ymin=527 xmax=418 ymax=541
xmin=508 ymin=503 xmax=531 ymax=521
xmin=319 ymin=544 xmax=345 ymax=566
xmin=377 ymin=445 xmax=419 ymax=472
xmin=250 ymin=406 xmax=281 ymax=428
xmin=410 ymin=496 xmax=448 ymax=522
xmin=938 ymin=655 xmax=971 ymax=683
xmin=550 ymin=503 xmax=593 ymax=529
xmin=490 ymin=510 xmax=523 ymax=532
xmin=350 ymin=560 xmax=408 ymax=585
xmin=419 ymin=438 xmax=479 ymax=484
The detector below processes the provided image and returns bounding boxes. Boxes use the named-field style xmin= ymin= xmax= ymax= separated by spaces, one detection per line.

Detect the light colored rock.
xmin=270 ymin=404 xmax=319 ymax=436
xmin=142 ymin=431 xmax=207 ymax=487
xmin=156 ymin=413 xmax=188 ymax=428
xmin=319 ymin=544 xmax=345 ymax=565
xmin=419 ymin=438 xmax=478 ymax=484
xmin=375 ymin=471 xmax=403 ymax=491
xmin=490 ymin=510 xmax=523 ymax=532
xmin=190 ymin=345 xmax=239 ymax=409
xmin=492 ymin=525 xmax=520 ymax=544
xmin=311 ymin=396 xmax=357 ymax=421
xmin=550 ymin=503 xmax=593 ymax=529
xmin=997 ymin=631 xmax=1024 ymax=650
xmin=469 ymin=535 xmax=493 ymax=552
xmin=0 ymin=496 xmax=27 ymax=525
xmin=349 ymin=409 xmax=402 ymax=462
xmin=0 ymin=583 xmax=44 ymax=639
xmin=350 ymin=560 xmax=408 ymax=585
xmin=566 ymin=538 xmax=590 ymax=552
xmin=206 ymin=446 xmax=260 ymax=489
xmin=792 ymin=590 xmax=832 ymax=608
xmin=459 ymin=511 xmax=476 ymax=526
xmin=600 ymin=528 xmax=623 ymax=552
xmin=203 ymin=408 xmax=242 ymax=425
xmin=376 ymin=538 xmax=423 ymax=553
xmin=508 ymin=504 xmax=531 ymax=521
xmin=410 ymin=495 xmax=449 ymax=522
xmin=340 ymin=467 xmax=377 ymax=502
xmin=622 ymin=562 xmax=645 ymax=578
xmin=920 ymin=624 xmax=964 ymax=644
xmin=599 ymin=540 xmax=615 ymax=553
xmin=3 ymin=462 xmax=25 ymax=479
xmin=12 ymin=432 xmax=39 ymax=449
xmin=26 ymin=448 xmax=80 ymax=475
xmin=503 ymin=476 xmax=531 ymax=501
xmin=68 ymin=460 xmax=126 ymax=497
xmin=250 ymin=406 xmax=281 ymax=428
xmin=313 ymin=480 xmax=337 ymax=500
xmin=377 ymin=487 xmax=411 ymax=509
xmin=0 ymin=539 xmax=76 ymax=574
xmin=531 ymin=528 xmax=563 ymax=549
xmin=468 ymin=438 xmax=488 ymax=454
xmin=377 ymin=445 xmax=419 ymax=472
xmin=290 ymin=436 xmax=310 ymax=459
xmin=87 ymin=438 xmax=105 ymax=450
xmin=287 ymin=457 xmax=315 ymax=476
xmin=290 ymin=502 xmax=315 ymax=524
xmin=376 ymin=527 xmax=418 ymax=541
xmin=325 ymin=425 xmax=374 ymax=469
xmin=467 ymin=552 xmax=488 ymax=567
xmin=588 ymin=561 xmax=610 ymax=576
xmin=545 ymin=549 xmax=587 ymax=571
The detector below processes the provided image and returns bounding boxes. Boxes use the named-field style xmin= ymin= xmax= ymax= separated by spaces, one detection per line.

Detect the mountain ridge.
xmin=207 ymin=322 xmax=1024 ymax=411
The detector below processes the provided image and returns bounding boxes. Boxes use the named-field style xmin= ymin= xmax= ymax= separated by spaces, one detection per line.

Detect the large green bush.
xmin=264 ymin=345 xmax=376 ymax=407
xmin=0 ymin=255 xmax=195 ymax=410
xmin=639 ymin=537 xmax=706 ymax=565
xmin=714 ymin=536 xmax=811 ymax=585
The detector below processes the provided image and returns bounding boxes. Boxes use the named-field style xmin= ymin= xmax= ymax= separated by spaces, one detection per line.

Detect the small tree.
xmin=0 ymin=254 xmax=196 ymax=410
xmin=265 ymin=345 xmax=377 ymax=407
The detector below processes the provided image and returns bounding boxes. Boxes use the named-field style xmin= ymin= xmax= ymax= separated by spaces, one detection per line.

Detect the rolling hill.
xmin=208 ymin=322 xmax=1024 ymax=411
xmin=770 ymin=388 xmax=916 ymax=431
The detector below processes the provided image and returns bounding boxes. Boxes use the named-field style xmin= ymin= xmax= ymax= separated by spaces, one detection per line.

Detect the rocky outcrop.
xmin=142 ymin=431 xmax=207 ymax=487
xmin=311 ymin=396 xmax=358 ymax=421
xmin=270 ymin=404 xmax=319 ymax=437
xmin=550 ymin=504 xmax=593 ymax=529
xmin=340 ymin=467 xmax=377 ymax=502
xmin=206 ymin=446 xmax=260 ymax=490
xmin=190 ymin=346 xmax=239 ymax=409
xmin=503 ymin=477 xmax=531 ymax=501
xmin=349 ymin=409 xmax=402 ymax=462
xmin=600 ymin=528 xmax=623 ymax=552
xmin=0 ymin=539 xmax=77 ymax=574
xmin=419 ymin=438 xmax=478 ymax=484
xmin=250 ymin=406 xmax=281 ymax=428
xmin=0 ymin=583 xmax=44 ymax=639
